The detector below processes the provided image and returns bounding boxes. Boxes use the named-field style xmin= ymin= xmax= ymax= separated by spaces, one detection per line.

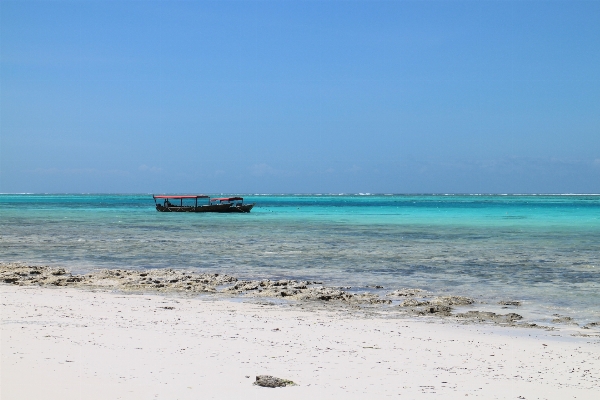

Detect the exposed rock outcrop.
xmin=455 ymin=311 xmax=523 ymax=324
xmin=0 ymin=263 xmax=236 ymax=293
xmin=499 ymin=300 xmax=521 ymax=306
xmin=387 ymin=288 xmax=425 ymax=297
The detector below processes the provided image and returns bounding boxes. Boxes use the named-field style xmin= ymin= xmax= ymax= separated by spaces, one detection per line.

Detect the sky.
xmin=1 ymin=0 xmax=599 ymax=194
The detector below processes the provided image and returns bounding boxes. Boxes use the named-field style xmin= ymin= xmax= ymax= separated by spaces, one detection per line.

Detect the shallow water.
xmin=1 ymin=194 xmax=599 ymax=326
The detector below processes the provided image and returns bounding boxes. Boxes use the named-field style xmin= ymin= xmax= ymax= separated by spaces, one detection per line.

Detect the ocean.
xmin=1 ymin=194 xmax=599 ymax=327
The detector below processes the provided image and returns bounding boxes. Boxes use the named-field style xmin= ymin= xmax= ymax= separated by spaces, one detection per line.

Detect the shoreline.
xmin=2 ymin=262 xmax=599 ymax=333
xmin=2 ymin=281 xmax=600 ymax=399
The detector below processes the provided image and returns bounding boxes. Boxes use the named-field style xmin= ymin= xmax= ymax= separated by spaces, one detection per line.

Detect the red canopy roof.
xmin=211 ymin=197 xmax=243 ymax=201
xmin=153 ymin=195 xmax=209 ymax=199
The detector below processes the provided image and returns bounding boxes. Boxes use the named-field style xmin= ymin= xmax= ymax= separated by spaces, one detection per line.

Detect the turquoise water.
xmin=1 ymin=194 xmax=599 ymax=325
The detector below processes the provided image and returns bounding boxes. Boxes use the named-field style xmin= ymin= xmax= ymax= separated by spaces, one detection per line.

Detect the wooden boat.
xmin=153 ymin=195 xmax=232 ymax=213
xmin=210 ymin=197 xmax=255 ymax=213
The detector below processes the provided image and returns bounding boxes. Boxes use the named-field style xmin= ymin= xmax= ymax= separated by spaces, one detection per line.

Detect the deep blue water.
xmin=1 ymin=194 xmax=599 ymax=325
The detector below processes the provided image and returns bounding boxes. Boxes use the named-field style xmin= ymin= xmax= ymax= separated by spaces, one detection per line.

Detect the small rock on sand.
xmin=253 ymin=375 xmax=296 ymax=388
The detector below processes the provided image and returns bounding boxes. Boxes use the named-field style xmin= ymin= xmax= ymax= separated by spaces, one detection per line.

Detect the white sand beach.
xmin=2 ymin=284 xmax=599 ymax=400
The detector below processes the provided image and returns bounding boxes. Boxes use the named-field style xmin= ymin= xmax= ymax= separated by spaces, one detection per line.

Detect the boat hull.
xmin=227 ymin=203 xmax=254 ymax=213
xmin=155 ymin=204 xmax=232 ymax=213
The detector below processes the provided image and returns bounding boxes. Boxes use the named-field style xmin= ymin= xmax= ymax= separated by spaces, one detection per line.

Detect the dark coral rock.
xmin=253 ymin=375 xmax=296 ymax=388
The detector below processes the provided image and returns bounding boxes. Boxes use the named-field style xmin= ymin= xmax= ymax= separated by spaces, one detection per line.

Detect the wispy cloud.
xmin=411 ymin=157 xmax=597 ymax=172
xmin=28 ymin=168 xmax=130 ymax=176
xmin=138 ymin=164 xmax=162 ymax=173
xmin=249 ymin=163 xmax=295 ymax=178
xmin=251 ymin=163 xmax=278 ymax=177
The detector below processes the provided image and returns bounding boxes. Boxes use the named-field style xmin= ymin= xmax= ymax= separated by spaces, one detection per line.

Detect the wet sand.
xmin=2 ymin=264 xmax=600 ymax=399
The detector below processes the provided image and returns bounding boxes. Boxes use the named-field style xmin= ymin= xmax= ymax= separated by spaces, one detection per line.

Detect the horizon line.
xmin=1 ymin=192 xmax=600 ymax=196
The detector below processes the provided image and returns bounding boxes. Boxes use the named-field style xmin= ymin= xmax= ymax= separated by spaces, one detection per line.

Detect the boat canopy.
xmin=153 ymin=195 xmax=209 ymax=199
xmin=211 ymin=197 xmax=243 ymax=201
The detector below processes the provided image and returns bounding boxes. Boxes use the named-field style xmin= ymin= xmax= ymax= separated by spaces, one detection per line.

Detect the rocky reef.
xmin=2 ymin=262 xmax=598 ymax=331
xmin=0 ymin=262 xmax=235 ymax=293
xmin=455 ymin=311 xmax=523 ymax=324
xmin=225 ymin=279 xmax=391 ymax=304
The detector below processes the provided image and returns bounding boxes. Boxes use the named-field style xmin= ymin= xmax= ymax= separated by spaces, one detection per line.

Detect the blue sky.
xmin=1 ymin=1 xmax=599 ymax=193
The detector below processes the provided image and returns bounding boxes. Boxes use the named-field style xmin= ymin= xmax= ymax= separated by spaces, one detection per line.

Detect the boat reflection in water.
xmin=153 ymin=195 xmax=254 ymax=213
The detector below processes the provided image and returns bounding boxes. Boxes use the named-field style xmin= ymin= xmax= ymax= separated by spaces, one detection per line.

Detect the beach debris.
xmin=498 ymin=300 xmax=521 ymax=306
xmin=253 ymin=375 xmax=296 ymax=388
